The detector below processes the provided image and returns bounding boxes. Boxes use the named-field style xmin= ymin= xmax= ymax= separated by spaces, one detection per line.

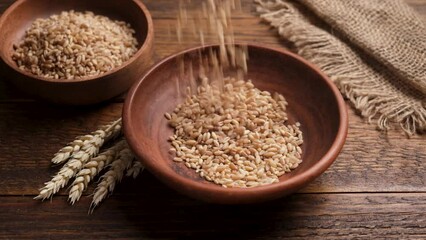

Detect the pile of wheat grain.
xmin=12 ymin=11 xmax=138 ymax=80
xmin=167 ymin=0 xmax=304 ymax=188
xmin=166 ymin=78 xmax=303 ymax=188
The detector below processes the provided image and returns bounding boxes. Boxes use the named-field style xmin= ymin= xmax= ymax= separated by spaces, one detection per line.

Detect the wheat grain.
xmin=12 ymin=11 xmax=138 ymax=79
xmin=68 ymin=139 xmax=127 ymax=205
xmin=126 ymin=160 xmax=144 ymax=179
xmin=90 ymin=148 xmax=134 ymax=212
xmin=167 ymin=78 xmax=303 ymax=188
xmin=35 ymin=152 xmax=90 ymax=200
xmin=173 ymin=0 xmax=299 ymax=186
xmin=175 ymin=0 xmax=248 ymax=97
xmin=51 ymin=118 xmax=122 ymax=164
xmin=35 ymin=118 xmax=122 ymax=200
xmin=51 ymin=140 xmax=84 ymax=164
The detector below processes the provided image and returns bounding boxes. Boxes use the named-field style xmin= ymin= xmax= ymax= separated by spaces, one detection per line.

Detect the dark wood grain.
xmin=0 ymin=193 xmax=425 ymax=239
xmin=1 ymin=0 xmax=426 ymax=239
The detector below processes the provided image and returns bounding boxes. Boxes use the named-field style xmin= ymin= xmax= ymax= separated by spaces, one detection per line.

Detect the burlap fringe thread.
xmin=255 ymin=0 xmax=426 ymax=136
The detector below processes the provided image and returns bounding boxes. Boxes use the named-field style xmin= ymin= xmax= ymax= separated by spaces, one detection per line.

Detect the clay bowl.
xmin=0 ymin=0 xmax=153 ymax=105
xmin=124 ymin=44 xmax=348 ymax=204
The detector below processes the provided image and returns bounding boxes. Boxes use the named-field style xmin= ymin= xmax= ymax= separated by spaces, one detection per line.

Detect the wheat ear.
xmin=68 ymin=139 xmax=128 ymax=205
xmin=51 ymin=118 xmax=122 ymax=164
xmin=126 ymin=160 xmax=144 ymax=179
xmin=90 ymin=147 xmax=134 ymax=212
xmin=35 ymin=118 xmax=122 ymax=200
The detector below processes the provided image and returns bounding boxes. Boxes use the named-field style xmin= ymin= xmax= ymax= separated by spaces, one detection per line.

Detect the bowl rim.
xmin=0 ymin=0 xmax=154 ymax=83
xmin=123 ymin=43 xmax=348 ymax=200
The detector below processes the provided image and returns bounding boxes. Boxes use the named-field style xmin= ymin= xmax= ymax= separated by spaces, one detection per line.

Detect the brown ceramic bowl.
xmin=124 ymin=44 xmax=348 ymax=204
xmin=0 ymin=0 xmax=153 ymax=105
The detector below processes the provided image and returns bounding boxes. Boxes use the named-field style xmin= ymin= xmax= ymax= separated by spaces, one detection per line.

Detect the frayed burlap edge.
xmin=255 ymin=0 xmax=426 ymax=136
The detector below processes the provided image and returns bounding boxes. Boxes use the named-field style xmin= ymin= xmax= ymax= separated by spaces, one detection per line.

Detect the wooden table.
xmin=1 ymin=0 xmax=425 ymax=239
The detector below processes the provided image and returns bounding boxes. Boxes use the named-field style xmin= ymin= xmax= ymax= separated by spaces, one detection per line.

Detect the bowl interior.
xmin=0 ymin=0 xmax=149 ymax=80
xmin=125 ymin=45 xmax=346 ymax=202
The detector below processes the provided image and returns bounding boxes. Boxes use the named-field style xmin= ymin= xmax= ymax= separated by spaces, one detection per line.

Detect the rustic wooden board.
xmin=0 ymin=193 xmax=425 ymax=239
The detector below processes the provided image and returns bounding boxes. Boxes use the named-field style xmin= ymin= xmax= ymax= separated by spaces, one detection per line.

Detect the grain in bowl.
xmin=12 ymin=10 xmax=138 ymax=80
xmin=166 ymin=0 xmax=303 ymax=188
xmin=166 ymin=77 xmax=304 ymax=188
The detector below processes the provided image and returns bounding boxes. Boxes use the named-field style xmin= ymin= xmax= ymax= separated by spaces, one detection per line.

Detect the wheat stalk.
xmin=126 ymin=160 xmax=144 ymax=179
xmin=90 ymin=147 xmax=135 ymax=212
xmin=68 ymin=139 xmax=128 ymax=205
xmin=51 ymin=118 xmax=122 ymax=164
xmin=35 ymin=118 xmax=123 ymax=200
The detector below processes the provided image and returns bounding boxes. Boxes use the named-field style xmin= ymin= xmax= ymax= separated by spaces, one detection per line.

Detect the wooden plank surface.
xmin=0 ymin=193 xmax=425 ymax=239
xmin=0 ymin=0 xmax=425 ymax=239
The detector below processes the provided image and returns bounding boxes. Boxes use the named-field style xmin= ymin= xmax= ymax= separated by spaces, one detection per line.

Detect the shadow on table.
xmin=111 ymin=173 xmax=325 ymax=239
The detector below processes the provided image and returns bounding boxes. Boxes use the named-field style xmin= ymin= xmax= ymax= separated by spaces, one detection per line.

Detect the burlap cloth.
xmin=255 ymin=0 xmax=426 ymax=136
